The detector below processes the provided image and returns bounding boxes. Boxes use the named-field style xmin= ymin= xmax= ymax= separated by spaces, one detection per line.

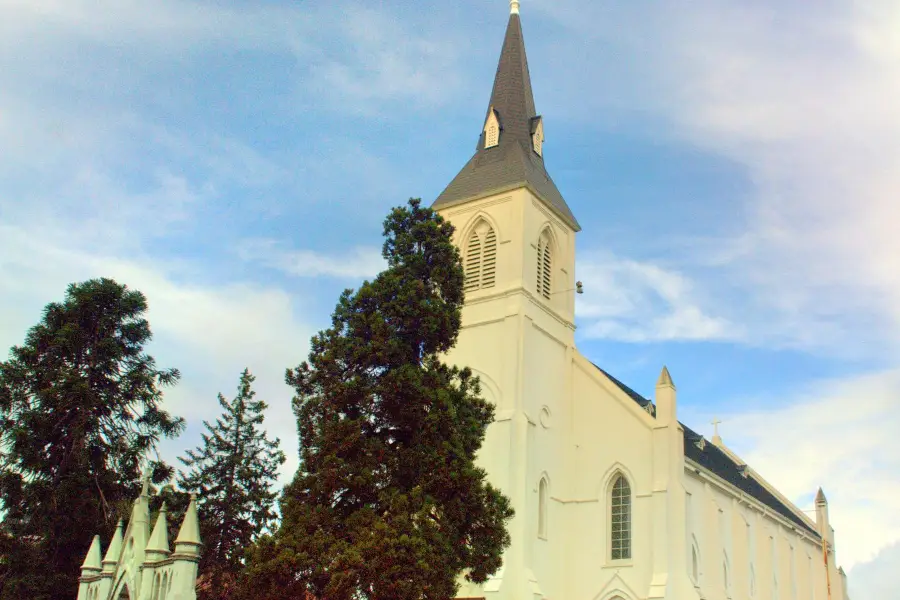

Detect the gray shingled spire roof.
xmin=433 ymin=9 xmax=580 ymax=231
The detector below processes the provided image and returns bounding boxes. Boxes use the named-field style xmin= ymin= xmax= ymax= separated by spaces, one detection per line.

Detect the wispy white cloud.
xmin=237 ymin=239 xmax=385 ymax=280
xmin=695 ymin=369 xmax=900 ymax=572
xmin=575 ymin=253 xmax=739 ymax=342
xmin=849 ymin=540 xmax=900 ymax=599
xmin=539 ymin=0 xmax=900 ymax=360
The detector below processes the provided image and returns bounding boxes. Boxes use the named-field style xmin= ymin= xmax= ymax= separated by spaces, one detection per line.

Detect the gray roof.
xmin=593 ymin=364 xmax=821 ymax=538
xmin=433 ymin=13 xmax=580 ymax=231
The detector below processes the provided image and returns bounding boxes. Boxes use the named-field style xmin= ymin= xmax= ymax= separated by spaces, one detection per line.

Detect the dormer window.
xmin=484 ymin=108 xmax=501 ymax=149
xmin=531 ymin=116 xmax=544 ymax=156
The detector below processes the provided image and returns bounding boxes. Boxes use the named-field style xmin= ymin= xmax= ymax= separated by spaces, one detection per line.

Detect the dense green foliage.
xmin=239 ymin=199 xmax=514 ymax=600
xmin=178 ymin=369 xmax=286 ymax=600
xmin=0 ymin=278 xmax=184 ymax=600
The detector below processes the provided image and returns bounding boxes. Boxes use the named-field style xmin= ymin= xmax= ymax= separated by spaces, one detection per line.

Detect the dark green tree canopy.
xmin=240 ymin=199 xmax=513 ymax=600
xmin=0 ymin=278 xmax=184 ymax=600
xmin=177 ymin=368 xmax=286 ymax=600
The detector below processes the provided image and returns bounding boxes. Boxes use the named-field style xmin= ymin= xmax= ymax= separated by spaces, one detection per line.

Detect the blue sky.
xmin=1 ymin=1 xmax=898 ymax=596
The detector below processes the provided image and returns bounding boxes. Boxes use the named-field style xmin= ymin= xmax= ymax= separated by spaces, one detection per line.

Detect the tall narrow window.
xmin=692 ymin=545 xmax=700 ymax=584
xmin=790 ymin=546 xmax=797 ymax=599
xmin=538 ymin=477 xmax=548 ymax=539
xmin=536 ymin=230 xmax=552 ymax=299
xmin=464 ymin=221 xmax=497 ymax=293
xmin=750 ymin=564 xmax=756 ymax=597
xmin=723 ymin=553 xmax=731 ymax=595
xmin=610 ymin=474 xmax=631 ymax=560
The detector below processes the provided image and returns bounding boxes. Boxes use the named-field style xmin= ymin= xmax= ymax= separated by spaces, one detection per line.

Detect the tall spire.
xmin=434 ymin=2 xmax=579 ymax=231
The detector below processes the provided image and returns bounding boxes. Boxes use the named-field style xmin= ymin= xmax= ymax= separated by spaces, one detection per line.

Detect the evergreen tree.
xmin=239 ymin=199 xmax=514 ymax=600
xmin=178 ymin=368 xmax=286 ymax=600
xmin=0 ymin=278 xmax=184 ymax=600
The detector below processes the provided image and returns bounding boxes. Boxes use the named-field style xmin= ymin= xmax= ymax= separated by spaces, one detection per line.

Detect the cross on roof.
xmin=711 ymin=417 xmax=722 ymax=437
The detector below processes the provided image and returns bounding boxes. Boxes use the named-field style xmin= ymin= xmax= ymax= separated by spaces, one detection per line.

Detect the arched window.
xmin=723 ymin=553 xmax=731 ymax=594
xmin=160 ymin=572 xmax=169 ymax=600
xmin=536 ymin=230 xmax=552 ymax=299
xmin=691 ymin=545 xmax=700 ymax=584
xmin=152 ymin=574 xmax=161 ymax=600
xmin=538 ymin=477 xmax=548 ymax=539
xmin=610 ymin=474 xmax=631 ymax=560
xmin=464 ymin=220 xmax=497 ymax=293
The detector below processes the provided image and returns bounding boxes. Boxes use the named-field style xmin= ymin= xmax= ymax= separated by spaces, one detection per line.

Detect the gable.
xmin=588 ymin=362 xmax=820 ymax=538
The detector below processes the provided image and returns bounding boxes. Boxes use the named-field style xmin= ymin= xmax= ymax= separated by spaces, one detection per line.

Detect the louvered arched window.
xmin=610 ymin=474 xmax=631 ymax=560
xmin=536 ymin=230 xmax=552 ymax=299
xmin=464 ymin=220 xmax=497 ymax=293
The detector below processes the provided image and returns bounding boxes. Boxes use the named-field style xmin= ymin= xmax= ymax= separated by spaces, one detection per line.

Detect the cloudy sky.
xmin=1 ymin=0 xmax=897 ymax=596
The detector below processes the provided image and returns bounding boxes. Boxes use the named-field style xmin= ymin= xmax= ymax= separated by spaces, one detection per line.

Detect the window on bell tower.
xmin=484 ymin=108 xmax=500 ymax=149
xmin=464 ymin=220 xmax=497 ymax=293
xmin=536 ymin=229 xmax=552 ymax=299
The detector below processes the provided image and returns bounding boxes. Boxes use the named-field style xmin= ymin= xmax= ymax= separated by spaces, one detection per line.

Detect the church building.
xmin=76 ymin=479 xmax=202 ymax=600
xmin=433 ymin=2 xmax=852 ymax=600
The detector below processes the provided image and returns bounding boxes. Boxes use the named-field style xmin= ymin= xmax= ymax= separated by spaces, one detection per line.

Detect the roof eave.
xmin=435 ymin=180 xmax=581 ymax=232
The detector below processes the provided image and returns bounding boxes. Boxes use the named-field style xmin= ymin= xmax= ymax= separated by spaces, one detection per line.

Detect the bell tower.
xmin=432 ymin=2 xmax=579 ymax=598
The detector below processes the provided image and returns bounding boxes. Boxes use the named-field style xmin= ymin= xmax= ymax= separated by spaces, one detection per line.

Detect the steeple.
xmin=434 ymin=1 xmax=579 ymax=231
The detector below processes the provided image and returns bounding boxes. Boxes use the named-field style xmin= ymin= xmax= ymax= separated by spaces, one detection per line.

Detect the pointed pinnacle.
xmin=102 ymin=520 xmax=125 ymax=566
xmin=81 ymin=535 xmax=103 ymax=571
xmin=656 ymin=365 xmax=675 ymax=388
xmin=816 ymin=487 xmax=827 ymax=504
xmin=146 ymin=502 xmax=170 ymax=554
xmin=175 ymin=495 xmax=201 ymax=552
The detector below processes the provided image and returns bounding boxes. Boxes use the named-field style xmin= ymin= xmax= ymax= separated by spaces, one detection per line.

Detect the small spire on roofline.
xmin=511 ymin=0 xmax=520 ymax=15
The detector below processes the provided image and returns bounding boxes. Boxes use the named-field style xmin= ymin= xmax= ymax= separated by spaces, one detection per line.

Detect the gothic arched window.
xmin=723 ymin=553 xmax=731 ymax=594
xmin=610 ymin=474 xmax=631 ymax=560
xmin=692 ymin=544 xmax=700 ymax=584
xmin=536 ymin=230 xmax=552 ymax=299
xmin=464 ymin=220 xmax=497 ymax=293
xmin=538 ymin=477 xmax=549 ymax=539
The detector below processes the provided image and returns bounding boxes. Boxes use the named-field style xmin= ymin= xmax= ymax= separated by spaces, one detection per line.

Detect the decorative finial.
xmin=140 ymin=470 xmax=151 ymax=497
xmin=510 ymin=0 xmax=520 ymax=15
xmin=711 ymin=417 xmax=722 ymax=437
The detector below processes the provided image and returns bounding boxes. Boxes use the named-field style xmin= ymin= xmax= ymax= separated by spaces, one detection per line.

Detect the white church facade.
xmin=76 ymin=479 xmax=201 ymax=600
xmin=434 ymin=3 xmax=852 ymax=600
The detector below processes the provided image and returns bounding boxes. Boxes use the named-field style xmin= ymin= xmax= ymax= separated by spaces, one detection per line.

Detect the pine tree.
xmin=0 ymin=278 xmax=185 ymax=600
xmin=239 ymin=199 xmax=514 ymax=600
xmin=178 ymin=368 xmax=286 ymax=600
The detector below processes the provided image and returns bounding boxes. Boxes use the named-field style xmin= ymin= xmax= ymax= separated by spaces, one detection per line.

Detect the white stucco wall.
xmin=436 ymin=186 xmax=846 ymax=600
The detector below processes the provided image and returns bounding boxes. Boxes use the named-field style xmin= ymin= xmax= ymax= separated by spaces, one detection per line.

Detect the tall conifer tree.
xmin=0 ymin=278 xmax=184 ymax=600
xmin=178 ymin=368 xmax=285 ymax=600
xmin=240 ymin=199 xmax=514 ymax=600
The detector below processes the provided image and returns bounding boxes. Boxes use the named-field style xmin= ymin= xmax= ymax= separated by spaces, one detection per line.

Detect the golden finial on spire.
xmin=510 ymin=0 xmax=520 ymax=15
